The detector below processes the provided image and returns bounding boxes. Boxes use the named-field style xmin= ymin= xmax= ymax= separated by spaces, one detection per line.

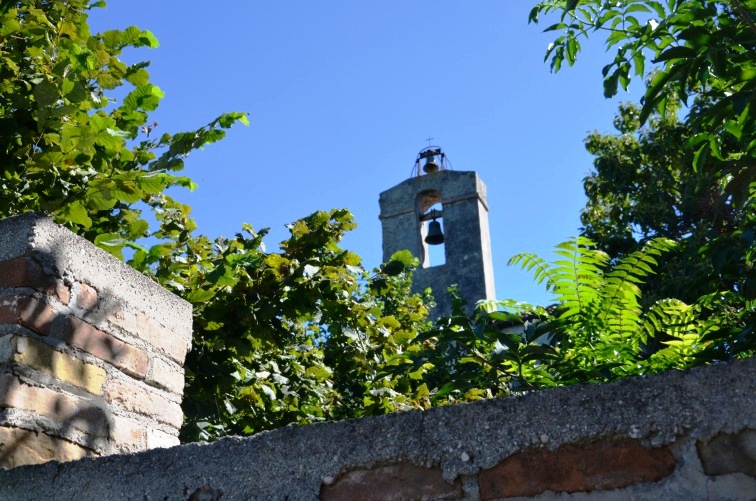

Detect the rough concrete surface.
xmin=0 ymin=357 xmax=753 ymax=500
xmin=0 ymin=213 xmax=191 ymax=342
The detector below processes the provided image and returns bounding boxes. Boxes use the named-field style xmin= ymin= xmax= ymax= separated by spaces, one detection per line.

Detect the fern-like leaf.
xmin=508 ymin=252 xmax=556 ymax=289
xmin=640 ymin=298 xmax=703 ymax=368
xmin=600 ymin=238 xmax=677 ymax=337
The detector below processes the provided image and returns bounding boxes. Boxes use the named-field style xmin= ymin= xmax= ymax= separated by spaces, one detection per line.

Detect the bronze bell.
xmin=423 ymin=156 xmax=439 ymax=173
xmin=425 ymin=219 xmax=444 ymax=245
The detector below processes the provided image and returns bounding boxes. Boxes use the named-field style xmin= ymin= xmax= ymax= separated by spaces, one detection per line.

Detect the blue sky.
xmin=88 ymin=2 xmax=630 ymax=307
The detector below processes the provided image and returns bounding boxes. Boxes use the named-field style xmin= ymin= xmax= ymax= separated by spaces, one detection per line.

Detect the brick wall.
xmin=0 ymin=213 xmax=191 ymax=468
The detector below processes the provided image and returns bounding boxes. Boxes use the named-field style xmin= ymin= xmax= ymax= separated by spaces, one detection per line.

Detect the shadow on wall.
xmin=0 ymin=252 xmax=142 ymax=467
xmin=0 ymin=212 xmax=191 ymax=469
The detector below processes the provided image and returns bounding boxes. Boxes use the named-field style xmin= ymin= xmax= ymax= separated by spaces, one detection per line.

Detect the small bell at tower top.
xmin=423 ymin=154 xmax=439 ymax=173
xmin=414 ymin=146 xmax=446 ymax=177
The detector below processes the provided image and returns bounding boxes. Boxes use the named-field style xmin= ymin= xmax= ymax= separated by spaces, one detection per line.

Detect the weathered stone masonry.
xmin=0 ymin=213 xmax=192 ymax=468
xmin=379 ymin=170 xmax=496 ymax=318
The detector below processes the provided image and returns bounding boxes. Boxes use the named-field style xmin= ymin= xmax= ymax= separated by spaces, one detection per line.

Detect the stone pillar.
xmin=0 ymin=213 xmax=192 ymax=468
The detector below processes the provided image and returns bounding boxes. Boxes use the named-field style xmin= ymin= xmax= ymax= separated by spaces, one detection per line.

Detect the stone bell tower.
xmin=378 ymin=147 xmax=495 ymax=318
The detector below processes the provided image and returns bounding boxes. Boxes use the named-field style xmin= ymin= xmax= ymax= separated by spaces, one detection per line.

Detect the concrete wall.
xmin=0 ymin=213 xmax=192 ymax=467
xmin=0 ymin=357 xmax=753 ymax=500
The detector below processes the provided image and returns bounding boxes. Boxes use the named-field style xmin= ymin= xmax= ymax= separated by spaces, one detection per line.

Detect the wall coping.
xmin=0 ymin=357 xmax=753 ymax=499
xmin=0 ymin=213 xmax=191 ymax=342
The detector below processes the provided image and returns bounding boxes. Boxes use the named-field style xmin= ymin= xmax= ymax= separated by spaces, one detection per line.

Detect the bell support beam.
xmin=418 ymin=208 xmax=443 ymax=222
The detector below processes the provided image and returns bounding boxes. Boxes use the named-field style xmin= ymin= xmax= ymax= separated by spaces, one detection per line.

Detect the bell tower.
xmin=378 ymin=147 xmax=495 ymax=318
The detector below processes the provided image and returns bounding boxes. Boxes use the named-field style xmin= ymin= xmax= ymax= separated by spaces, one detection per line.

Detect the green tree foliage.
xmin=582 ymin=103 xmax=756 ymax=355
xmin=178 ymin=215 xmax=433 ymax=440
xmin=580 ymin=103 xmax=733 ymax=304
xmin=530 ymin=0 xmax=755 ymax=158
xmin=529 ymin=0 xmax=756 ymax=261
xmin=398 ymin=237 xmax=714 ymax=402
xmin=0 ymin=0 xmax=247 ymax=257
xmin=0 ymin=0 xmax=434 ymax=442
xmin=530 ymin=0 xmax=756 ymax=358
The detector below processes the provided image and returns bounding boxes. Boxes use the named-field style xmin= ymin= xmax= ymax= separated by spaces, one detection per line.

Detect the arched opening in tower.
xmin=417 ymin=190 xmax=446 ymax=268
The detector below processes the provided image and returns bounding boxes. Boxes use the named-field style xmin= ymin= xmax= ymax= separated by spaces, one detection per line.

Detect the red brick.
xmin=146 ymin=428 xmax=179 ymax=449
xmin=103 ymin=376 xmax=183 ymax=429
xmin=109 ymin=414 xmax=146 ymax=453
xmin=55 ymin=281 xmax=71 ymax=305
xmin=0 ymin=296 xmax=55 ymax=335
xmin=0 ymin=374 xmax=109 ymax=438
xmin=479 ymin=439 xmax=676 ymax=499
xmin=146 ymin=356 xmax=185 ymax=395
xmin=75 ymin=282 xmax=98 ymax=310
xmin=0 ymin=257 xmax=69 ymax=304
xmin=321 ymin=463 xmax=463 ymax=501
xmin=9 ymin=335 xmax=107 ymax=395
xmin=134 ymin=312 xmax=189 ymax=363
xmin=0 ymin=257 xmax=55 ymax=290
xmin=56 ymin=316 xmax=148 ymax=378
xmin=108 ymin=309 xmax=188 ymax=364
xmin=0 ymin=426 xmax=96 ymax=468
xmin=0 ymin=299 xmax=16 ymax=324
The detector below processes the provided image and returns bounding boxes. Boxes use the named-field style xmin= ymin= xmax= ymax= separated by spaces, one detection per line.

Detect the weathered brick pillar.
xmin=0 ymin=213 xmax=192 ymax=468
